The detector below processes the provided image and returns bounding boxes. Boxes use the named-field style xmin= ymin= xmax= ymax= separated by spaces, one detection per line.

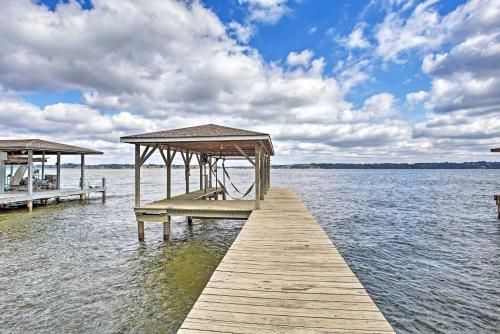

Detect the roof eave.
xmin=121 ymin=134 xmax=269 ymax=143
xmin=120 ymin=135 xmax=274 ymax=156
xmin=0 ymin=148 xmax=103 ymax=155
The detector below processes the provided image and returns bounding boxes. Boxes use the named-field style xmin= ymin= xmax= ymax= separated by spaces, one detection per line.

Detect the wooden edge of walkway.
xmin=178 ymin=187 xmax=395 ymax=334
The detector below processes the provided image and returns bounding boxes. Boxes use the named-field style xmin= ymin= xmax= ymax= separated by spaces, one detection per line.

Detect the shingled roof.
xmin=0 ymin=139 xmax=103 ymax=155
xmin=121 ymin=124 xmax=274 ymax=156
xmin=121 ymin=124 xmax=267 ymax=139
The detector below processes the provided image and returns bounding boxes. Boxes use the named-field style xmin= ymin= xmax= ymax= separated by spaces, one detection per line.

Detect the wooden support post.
xmin=215 ymin=159 xmax=218 ymax=189
xmin=186 ymin=160 xmax=190 ymax=194
xmin=0 ymin=151 xmax=6 ymax=194
xmin=255 ymin=143 xmax=261 ymax=209
xmin=167 ymin=147 xmax=172 ymax=199
xmin=204 ymin=164 xmax=208 ymax=193
xmin=138 ymin=221 xmax=144 ymax=241
xmin=163 ymin=216 xmax=170 ymax=241
xmin=80 ymin=154 xmax=85 ymax=190
xmin=135 ymin=144 xmax=141 ymax=207
xmin=187 ymin=216 xmax=193 ymax=225
xmin=27 ymin=149 xmax=33 ymax=195
xmin=27 ymin=200 xmax=33 ymax=212
xmin=56 ymin=152 xmax=61 ymax=190
xmin=208 ymin=156 xmax=212 ymax=188
xmin=264 ymin=153 xmax=267 ymax=197
xmin=102 ymin=178 xmax=106 ymax=203
xmin=41 ymin=151 xmax=45 ymax=180
xmin=263 ymin=154 xmax=268 ymax=193
xmin=496 ymin=195 xmax=500 ymax=219
xmin=260 ymin=149 xmax=264 ymax=201
xmin=182 ymin=150 xmax=192 ymax=194
xmin=197 ymin=154 xmax=203 ymax=190
xmin=160 ymin=147 xmax=174 ymax=199
xmin=267 ymin=155 xmax=271 ymax=191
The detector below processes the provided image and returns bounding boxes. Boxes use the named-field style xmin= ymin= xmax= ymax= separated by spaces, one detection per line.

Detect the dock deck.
xmin=135 ymin=188 xmax=254 ymax=220
xmin=178 ymin=188 xmax=394 ymax=333
xmin=0 ymin=187 xmax=106 ymax=206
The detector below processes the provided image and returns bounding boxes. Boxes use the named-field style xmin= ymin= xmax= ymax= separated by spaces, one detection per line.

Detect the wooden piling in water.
xmin=138 ymin=221 xmax=145 ymax=242
xmin=495 ymin=195 xmax=500 ymax=219
xmin=163 ymin=216 xmax=170 ymax=241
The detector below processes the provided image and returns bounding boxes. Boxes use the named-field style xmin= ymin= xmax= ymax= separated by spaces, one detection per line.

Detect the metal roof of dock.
xmin=120 ymin=124 xmax=274 ymax=156
xmin=0 ymin=139 xmax=103 ymax=155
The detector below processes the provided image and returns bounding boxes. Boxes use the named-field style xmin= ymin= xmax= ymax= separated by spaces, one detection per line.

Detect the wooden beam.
xmin=139 ymin=145 xmax=151 ymax=162
xmin=170 ymin=149 xmax=177 ymax=161
xmin=27 ymin=150 xmax=33 ymax=195
xmin=163 ymin=216 xmax=170 ymax=241
xmin=259 ymin=148 xmax=266 ymax=200
xmin=0 ymin=151 xmax=6 ymax=194
xmin=141 ymin=145 xmax=157 ymax=166
xmin=234 ymin=144 xmax=255 ymax=166
xmin=267 ymin=154 xmax=271 ymax=191
xmin=135 ymin=144 xmax=141 ymax=207
xmin=56 ymin=152 xmax=61 ymax=190
xmin=159 ymin=148 xmax=168 ymax=165
xmin=208 ymin=156 xmax=213 ymax=188
xmin=80 ymin=154 xmax=85 ymax=190
xmin=167 ymin=146 xmax=172 ymax=199
xmin=259 ymin=139 xmax=270 ymax=156
xmin=41 ymin=151 xmax=45 ymax=180
xmin=184 ymin=150 xmax=192 ymax=193
xmin=197 ymin=154 xmax=203 ymax=190
xmin=138 ymin=221 xmax=144 ymax=241
xmin=254 ymin=143 xmax=260 ymax=209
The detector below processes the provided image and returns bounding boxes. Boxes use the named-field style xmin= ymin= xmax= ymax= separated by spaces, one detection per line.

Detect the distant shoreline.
xmin=41 ymin=162 xmax=500 ymax=169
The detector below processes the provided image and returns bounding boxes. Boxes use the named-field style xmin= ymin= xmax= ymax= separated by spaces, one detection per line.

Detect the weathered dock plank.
xmin=178 ymin=187 xmax=394 ymax=333
xmin=0 ymin=187 xmax=106 ymax=205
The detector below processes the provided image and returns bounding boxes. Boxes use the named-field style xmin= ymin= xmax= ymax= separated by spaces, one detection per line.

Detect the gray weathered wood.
xmin=138 ymin=220 xmax=144 ymax=242
xmin=163 ymin=216 xmax=170 ymax=241
xmin=27 ymin=149 xmax=33 ymax=195
xmin=167 ymin=150 xmax=172 ymax=199
xmin=41 ymin=151 xmax=45 ymax=180
xmin=56 ymin=152 xmax=61 ymax=190
xmin=197 ymin=154 xmax=203 ymax=190
xmin=181 ymin=150 xmax=193 ymax=194
xmin=102 ymin=178 xmax=106 ymax=202
xmin=80 ymin=154 xmax=85 ymax=189
xmin=141 ymin=145 xmax=158 ymax=166
xmin=234 ymin=143 xmax=255 ymax=166
xmin=178 ymin=188 xmax=394 ymax=333
xmin=135 ymin=144 xmax=141 ymax=207
xmin=254 ymin=143 xmax=260 ymax=209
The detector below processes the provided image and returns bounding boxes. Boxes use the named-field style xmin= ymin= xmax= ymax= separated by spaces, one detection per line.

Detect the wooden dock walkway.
xmin=178 ymin=188 xmax=394 ymax=333
xmin=0 ymin=187 xmax=106 ymax=210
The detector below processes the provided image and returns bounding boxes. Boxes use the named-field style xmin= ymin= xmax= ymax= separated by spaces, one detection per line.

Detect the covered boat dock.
xmin=120 ymin=124 xmax=273 ymax=241
xmin=0 ymin=139 xmax=106 ymax=211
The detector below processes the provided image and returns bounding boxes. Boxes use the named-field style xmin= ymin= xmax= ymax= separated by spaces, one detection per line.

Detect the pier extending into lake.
xmin=121 ymin=124 xmax=393 ymax=332
xmin=178 ymin=188 xmax=394 ymax=333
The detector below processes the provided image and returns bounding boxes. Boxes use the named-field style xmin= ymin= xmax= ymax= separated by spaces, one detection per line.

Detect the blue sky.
xmin=0 ymin=0 xmax=499 ymax=163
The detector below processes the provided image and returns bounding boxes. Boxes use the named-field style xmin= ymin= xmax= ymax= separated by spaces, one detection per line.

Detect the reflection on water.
xmin=0 ymin=168 xmax=499 ymax=333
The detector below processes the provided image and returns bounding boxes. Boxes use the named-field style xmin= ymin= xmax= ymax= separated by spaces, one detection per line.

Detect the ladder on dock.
xmin=178 ymin=188 xmax=394 ymax=333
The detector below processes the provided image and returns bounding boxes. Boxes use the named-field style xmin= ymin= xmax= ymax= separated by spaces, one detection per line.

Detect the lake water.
xmin=0 ymin=168 xmax=499 ymax=333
